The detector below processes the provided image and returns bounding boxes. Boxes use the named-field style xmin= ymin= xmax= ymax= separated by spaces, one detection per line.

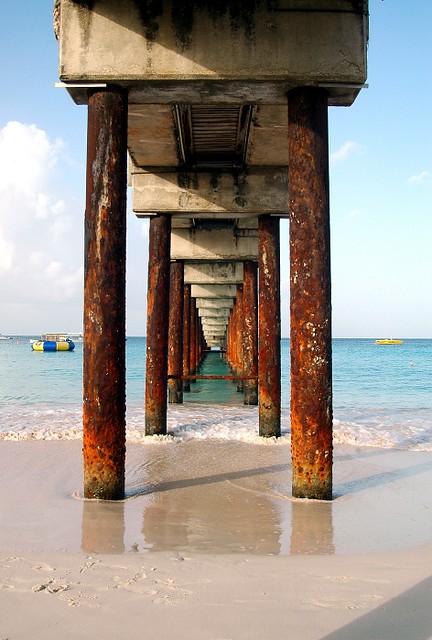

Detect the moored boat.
xmin=0 ymin=334 xmax=11 ymax=340
xmin=375 ymin=339 xmax=403 ymax=345
xmin=31 ymin=333 xmax=75 ymax=352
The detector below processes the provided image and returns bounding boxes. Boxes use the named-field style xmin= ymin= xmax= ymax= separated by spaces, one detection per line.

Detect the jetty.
xmin=54 ymin=0 xmax=368 ymax=500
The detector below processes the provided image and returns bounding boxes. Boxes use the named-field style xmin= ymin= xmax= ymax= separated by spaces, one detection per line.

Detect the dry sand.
xmin=1 ymin=439 xmax=432 ymax=639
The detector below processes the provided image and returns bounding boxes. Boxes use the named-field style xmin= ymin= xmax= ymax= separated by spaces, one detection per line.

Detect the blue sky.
xmin=0 ymin=1 xmax=431 ymax=337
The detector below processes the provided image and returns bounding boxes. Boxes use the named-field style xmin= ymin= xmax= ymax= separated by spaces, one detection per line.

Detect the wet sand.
xmin=1 ymin=439 xmax=432 ymax=638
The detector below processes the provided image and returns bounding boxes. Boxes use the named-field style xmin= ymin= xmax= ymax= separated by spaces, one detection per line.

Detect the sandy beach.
xmin=1 ymin=439 xmax=432 ymax=639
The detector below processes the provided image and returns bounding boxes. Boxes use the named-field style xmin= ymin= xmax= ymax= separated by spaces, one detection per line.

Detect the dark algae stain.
xmin=132 ymin=0 xmax=164 ymax=41
xmin=170 ymin=0 xmax=262 ymax=51
xmin=104 ymin=0 xmax=271 ymax=49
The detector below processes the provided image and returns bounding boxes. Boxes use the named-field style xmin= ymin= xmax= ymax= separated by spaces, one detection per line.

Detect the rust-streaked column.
xmin=83 ymin=87 xmax=127 ymax=500
xmin=258 ymin=215 xmax=281 ymax=437
xmin=289 ymin=86 xmax=333 ymax=500
xmin=190 ymin=297 xmax=197 ymax=382
xmin=236 ymin=284 xmax=244 ymax=392
xmin=243 ymin=261 xmax=258 ymax=405
xmin=182 ymin=285 xmax=191 ymax=392
xmin=145 ymin=214 xmax=171 ymax=435
xmin=168 ymin=260 xmax=184 ymax=404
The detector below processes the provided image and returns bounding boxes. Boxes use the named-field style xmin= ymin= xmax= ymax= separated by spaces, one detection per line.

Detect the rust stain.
xmin=242 ymin=260 xmax=258 ymax=405
xmin=83 ymin=88 xmax=128 ymax=500
xmin=182 ymin=285 xmax=191 ymax=392
xmin=168 ymin=260 xmax=184 ymax=403
xmin=288 ymin=87 xmax=333 ymax=500
xmin=145 ymin=214 xmax=171 ymax=435
xmin=258 ymin=215 xmax=281 ymax=437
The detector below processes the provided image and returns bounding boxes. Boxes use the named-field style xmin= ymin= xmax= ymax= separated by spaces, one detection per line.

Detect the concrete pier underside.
xmin=56 ymin=0 xmax=368 ymax=500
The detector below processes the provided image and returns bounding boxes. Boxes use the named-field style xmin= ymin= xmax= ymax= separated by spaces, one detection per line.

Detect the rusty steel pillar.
xmin=243 ymin=261 xmax=258 ymax=405
xmin=258 ymin=215 xmax=281 ymax=438
xmin=145 ymin=214 xmax=171 ymax=435
xmin=228 ymin=300 xmax=237 ymax=375
xmin=190 ymin=297 xmax=197 ymax=382
xmin=168 ymin=260 xmax=184 ymax=404
xmin=288 ymin=87 xmax=333 ymax=500
xmin=182 ymin=284 xmax=191 ymax=392
xmin=236 ymin=284 xmax=244 ymax=392
xmin=83 ymin=87 xmax=128 ymax=500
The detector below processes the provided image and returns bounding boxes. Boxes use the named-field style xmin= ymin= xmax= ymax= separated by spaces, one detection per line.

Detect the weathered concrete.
xmin=198 ymin=307 xmax=232 ymax=318
xmin=258 ymin=215 xmax=281 ymax=438
xmin=132 ymin=170 xmax=288 ymax=216
xmin=289 ymin=87 xmax=333 ymax=501
xmin=184 ymin=261 xmax=243 ymax=285
xmin=191 ymin=284 xmax=236 ymax=299
xmin=168 ymin=260 xmax=184 ymax=404
xmin=58 ymin=0 xmax=367 ymax=107
xmin=145 ymin=214 xmax=171 ymax=435
xmin=172 ymin=229 xmax=258 ymax=261
xmin=83 ymin=88 xmax=127 ymax=500
xmin=195 ymin=297 xmax=234 ymax=309
xmin=128 ymin=104 xmax=289 ymax=172
xmin=200 ymin=314 xmax=228 ymax=324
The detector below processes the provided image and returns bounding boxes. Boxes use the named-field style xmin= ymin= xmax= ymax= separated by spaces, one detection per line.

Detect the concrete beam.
xmin=191 ymin=284 xmax=236 ymax=299
xmin=195 ymin=298 xmax=234 ymax=310
xmin=132 ymin=170 xmax=288 ymax=216
xmin=58 ymin=0 xmax=367 ymax=107
xmin=198 ymin=308 xmax=232 ymax=318
xmin=184 ymin=262 xmax=243 ymax=285
xmin=172 ymin=229 xmax=258 ymax=261
xmin=201 ymin=318 xmax=228 ymax=327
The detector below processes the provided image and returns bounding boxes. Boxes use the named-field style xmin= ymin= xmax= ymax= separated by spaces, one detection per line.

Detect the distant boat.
xmin=31 ymin=333 xmax=75 ymax=352
xmin=68 ymin=332 xmax=83 ymax=342
xmin=375 ymin=339 xmax=403 ymax=345
xmin=0 ymin=333 xmax=11 ymax=340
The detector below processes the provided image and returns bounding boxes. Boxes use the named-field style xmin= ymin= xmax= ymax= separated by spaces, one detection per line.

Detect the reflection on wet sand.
xmin=290 ymin=500 xmax=334 ymax=554
xmin=80 ymin=441 xmax=335 ymax=555
xmin=82 ymin=500 xmax=125 ymax=554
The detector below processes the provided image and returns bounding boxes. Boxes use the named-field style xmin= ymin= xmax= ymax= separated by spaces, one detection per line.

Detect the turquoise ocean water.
xmin=1 ymin=337 xmax=431 ymax=450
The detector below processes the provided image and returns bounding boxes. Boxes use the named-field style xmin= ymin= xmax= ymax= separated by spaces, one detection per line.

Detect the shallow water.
xmin=1 ymin=337 xmax=432 ymax=450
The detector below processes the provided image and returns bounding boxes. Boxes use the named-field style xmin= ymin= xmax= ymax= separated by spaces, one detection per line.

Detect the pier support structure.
xmin=242 ymin=261 xmax=258 ymax=405
xmin=57 ymin=0 xmax=367 ymax=500
xmin=258 ymin=215 xmax=281 ymax=438
xmin=168 ymin=260 xmax=184 ymax=403
xmin=83 ymin=87 xmax=128 ymax=500
xmin=183 ymin=285 xmax=191 ymax=392
xmin=145 ymin=214 xmax=171 ymax=435
xmin=288 ymin=87 xmax=333 ymax=500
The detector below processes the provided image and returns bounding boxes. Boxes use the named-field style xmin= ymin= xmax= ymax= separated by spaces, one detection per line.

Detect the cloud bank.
xmin=0 ymin=121 xmax=83 ymax=332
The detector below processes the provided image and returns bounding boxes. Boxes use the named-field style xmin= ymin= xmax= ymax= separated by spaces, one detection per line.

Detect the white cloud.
xmin=0 ymin=121 xmax=62 ymax=194
xmin=0 ymin=228 xmax=14 ymax=275
xmin=330 ymin=140 xmax=363 ymax=164
xmin=0 ymin=121 xmax=84 ymax=330
xmin=347 ymin=209 xmax=362 ymax=218
xmin=408 ymin=170 xmax=431 ymax=184
xmin=45 ymin=261 xmax=62 ymax=278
